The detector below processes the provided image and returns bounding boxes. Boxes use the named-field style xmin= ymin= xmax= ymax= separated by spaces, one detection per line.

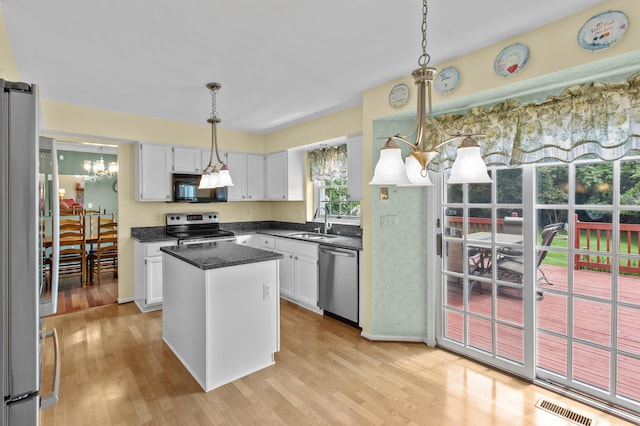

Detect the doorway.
xmin=44 ymin=141 xmax=119 ymax=314
xmin=436 ymin=158 xmax=640 ymax=414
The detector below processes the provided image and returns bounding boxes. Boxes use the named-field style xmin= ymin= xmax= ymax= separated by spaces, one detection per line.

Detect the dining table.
xmin=466 ymin=232 xmax=524 ymax=273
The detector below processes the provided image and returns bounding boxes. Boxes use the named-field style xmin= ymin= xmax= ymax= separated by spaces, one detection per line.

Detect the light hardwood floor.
xmin=41 ymin=300 xmax=634 ymax=425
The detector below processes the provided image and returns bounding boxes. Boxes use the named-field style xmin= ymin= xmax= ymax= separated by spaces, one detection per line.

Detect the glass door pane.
xmin=438 ymin=167 xmax=532 ymax=377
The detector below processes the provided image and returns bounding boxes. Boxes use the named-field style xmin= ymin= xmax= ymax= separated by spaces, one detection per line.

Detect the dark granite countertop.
xmin=160 ymin=241 xmax=283 ymax=270
xmin=131 ymin=226 xmax=177 ymax=243
xmin=254 ymin=229 xmax=362 ymax=251
xmin=132 ymin=223 xmax=363 ymax=250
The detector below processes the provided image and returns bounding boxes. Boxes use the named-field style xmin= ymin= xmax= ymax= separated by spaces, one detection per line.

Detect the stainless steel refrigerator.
xmin=1 ymin=79 xmax=61 ymax=425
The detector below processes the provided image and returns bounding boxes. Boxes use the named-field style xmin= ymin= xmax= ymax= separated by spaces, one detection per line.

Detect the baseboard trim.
xmin=360 ymin=332 xmax=426 ymax=343
xmin=118 ymin=296 xmax=134 ymax=304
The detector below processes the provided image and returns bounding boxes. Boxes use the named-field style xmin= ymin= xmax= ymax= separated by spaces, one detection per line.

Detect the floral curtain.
xmin=309 ymin=144 xmax=348 ymax=181
xmin=428 ymin=73 xmax=640 ymax=171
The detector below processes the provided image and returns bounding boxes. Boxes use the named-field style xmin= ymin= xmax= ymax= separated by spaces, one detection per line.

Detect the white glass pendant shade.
xmin=217 ymin=169 xmax=234 ymax=187
xmin=199 ymin=172 xmax=218 ymax=189
xmin=403 ymin=153 xmax=433 ymax=186
xmin=447 ymin=146 xmax=492 ymax=184
xmin=369 ymin=148 xmax=411 ymax=185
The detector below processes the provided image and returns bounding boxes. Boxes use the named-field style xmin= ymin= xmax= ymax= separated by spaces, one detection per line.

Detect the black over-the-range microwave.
xmin=171 ymin=173 xmax=227 ymax=203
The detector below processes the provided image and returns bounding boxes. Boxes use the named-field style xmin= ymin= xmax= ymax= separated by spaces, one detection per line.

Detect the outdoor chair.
xmin=445 ymin=227 xmax=483 ymax=296
xmin=496 ymin=223 xmax=564 ymax=300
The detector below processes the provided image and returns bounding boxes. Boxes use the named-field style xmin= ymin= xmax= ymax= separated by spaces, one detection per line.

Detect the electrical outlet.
xmin=263 ymin=283 xmax=271 ymax=299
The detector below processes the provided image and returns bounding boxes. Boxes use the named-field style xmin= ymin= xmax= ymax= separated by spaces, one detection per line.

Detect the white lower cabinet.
xmin=274 ymin=237 xmax=320 ymax=313
xmin=134 ymin=239 xmax=177 ymax=312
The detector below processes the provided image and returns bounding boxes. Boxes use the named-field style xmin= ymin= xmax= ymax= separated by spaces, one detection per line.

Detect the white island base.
xmin=162 ymin=253 xmax=280 ymax=392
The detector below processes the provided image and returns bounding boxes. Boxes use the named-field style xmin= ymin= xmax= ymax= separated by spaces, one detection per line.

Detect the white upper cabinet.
xmin=226 ymin=151 xmax=264 ymax=201
xmin=135 ymin=142 xmax=172 ymax=201
xmin=347 ymin=134 xmax=363 ymax=201
xmin=247 ymin=154 xmax=265 ymax=200
xmin=172 ymin=146 xmax=202 ymax=174
xmin=265 ymin=150 xmax=304 ymax=201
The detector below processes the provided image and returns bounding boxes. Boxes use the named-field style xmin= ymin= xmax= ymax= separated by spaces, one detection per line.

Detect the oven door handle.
xmin=179 ymin=236 xmax=237 ymax=245
xmin=40 ymin=328 xmax=60 ymax=409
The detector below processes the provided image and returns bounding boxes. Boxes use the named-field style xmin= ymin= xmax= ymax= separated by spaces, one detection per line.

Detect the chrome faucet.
xmin=314 ymin=206 xmax=332 ymax=234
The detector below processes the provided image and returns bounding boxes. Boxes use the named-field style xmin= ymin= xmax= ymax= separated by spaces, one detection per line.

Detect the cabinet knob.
xmin=289 ymin=254 xmax=293 ymax=259
xmin=295 ymin=256 xmax=298 ymax=260
xmin=282 ymin=195 xmax=286 ymax=199
xmin=248 ymin=195 xmax=252 ymax=199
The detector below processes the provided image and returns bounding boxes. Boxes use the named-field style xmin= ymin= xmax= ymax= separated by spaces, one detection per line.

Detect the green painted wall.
xmin=370 ymin=118 xmax=429 ymax=338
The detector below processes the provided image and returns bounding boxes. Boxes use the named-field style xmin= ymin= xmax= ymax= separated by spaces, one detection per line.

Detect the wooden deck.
xmin=444 ymin=264 xmax=640 ymax=405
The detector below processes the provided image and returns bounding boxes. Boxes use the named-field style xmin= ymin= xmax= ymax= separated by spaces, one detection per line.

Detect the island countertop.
xmin=160 ymin=241 xmax=283 ymax=270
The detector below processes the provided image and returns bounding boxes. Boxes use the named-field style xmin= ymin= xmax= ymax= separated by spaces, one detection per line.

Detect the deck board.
xmin=444 ymin=264 xmax=640 ymax=403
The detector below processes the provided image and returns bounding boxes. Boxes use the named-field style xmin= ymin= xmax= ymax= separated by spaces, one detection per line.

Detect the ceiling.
xmin=1 ymin=0 xmax=607 ymax=135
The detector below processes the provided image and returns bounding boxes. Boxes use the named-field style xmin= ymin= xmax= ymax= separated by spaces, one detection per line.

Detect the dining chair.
xmin=445 ymin=227 xmax=483 ymax=296
xmin=54 ymin=215 xmax=87 ymax=286
xmin=87 ymin=216 xmax=118 ymax=285
xmin=496 ymin=223 xmax=564 ymax=299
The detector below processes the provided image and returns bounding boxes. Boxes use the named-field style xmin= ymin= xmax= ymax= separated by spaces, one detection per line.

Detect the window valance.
xmin=309 ymin=144 xmax=348 ymax=181
xmin=428 ymin=73 xmax=640 ymax=171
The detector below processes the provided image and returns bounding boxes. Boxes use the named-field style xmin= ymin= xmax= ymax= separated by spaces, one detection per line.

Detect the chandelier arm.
xmin=388 ymin=135 xmax=420 ymax=151
xmin=433 ymin=134 xmax=485 ymax=149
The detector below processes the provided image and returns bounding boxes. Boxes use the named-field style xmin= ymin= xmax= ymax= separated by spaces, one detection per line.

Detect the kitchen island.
xmin=160 ymin=241 xmax=283 ymax=392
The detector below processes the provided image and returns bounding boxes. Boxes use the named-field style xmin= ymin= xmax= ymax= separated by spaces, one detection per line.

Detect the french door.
xmin=437 ymin=166 xmax=534 ymax=378
xmin=436 ymin=159 xmax=640 ymax=414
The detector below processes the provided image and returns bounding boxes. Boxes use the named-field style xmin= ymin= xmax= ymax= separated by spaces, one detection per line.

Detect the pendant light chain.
xmin=418 ymin=0 xmax=430 ymax=67
xmin=210 ymin=84 xmax=219 ymax=120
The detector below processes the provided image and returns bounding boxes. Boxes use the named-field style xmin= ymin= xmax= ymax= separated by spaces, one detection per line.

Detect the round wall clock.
xmin=577 ymin=10 xmax=629 ymax=51
xmin=434 ymin=67 xmax=460 ymax=95
xmin=388 ymin=83 xmax=409 ymax=109
xmin=494 ymin=43 xmax=529 ymax=77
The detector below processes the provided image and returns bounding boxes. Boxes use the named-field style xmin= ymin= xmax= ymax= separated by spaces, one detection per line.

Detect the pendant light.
xmin=370 ymin=0 xmax=491 ymax=186
xmin=199 ymin=82 xmax=234 ymax=189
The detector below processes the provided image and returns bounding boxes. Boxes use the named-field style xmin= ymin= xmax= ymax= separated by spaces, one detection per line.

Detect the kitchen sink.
xmin=287 ymin=232 xmax=339 ymax=241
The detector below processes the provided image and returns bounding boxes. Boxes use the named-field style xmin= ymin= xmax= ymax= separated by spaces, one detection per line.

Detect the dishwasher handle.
xmin=319 ymin=248 xmax=356 ymax=257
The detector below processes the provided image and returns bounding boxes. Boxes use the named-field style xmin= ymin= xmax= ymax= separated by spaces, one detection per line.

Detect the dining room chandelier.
xmin=83 ymin=146 xmax=118 ymax=182
xmin=199 ymin=82 xmax=234 ymax=189
xmin=370 ymin=0 xmax=492 ymax=186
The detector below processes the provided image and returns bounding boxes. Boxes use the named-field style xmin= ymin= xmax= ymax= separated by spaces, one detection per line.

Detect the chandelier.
xmin=199 ymin=82 xmax=234 ymax=189
xmin=370 ymin=0 xmax=492 ymax=186
xmin=83 ymin=146 xmax=118 ymax=182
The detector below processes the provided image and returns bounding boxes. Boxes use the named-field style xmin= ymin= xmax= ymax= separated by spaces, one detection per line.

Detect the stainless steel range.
xmin=166 ymin=212 xmax=235 ymax=245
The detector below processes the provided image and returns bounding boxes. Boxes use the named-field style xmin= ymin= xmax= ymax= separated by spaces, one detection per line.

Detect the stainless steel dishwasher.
xmin=318 ymin=246 xmax=359 ymax=326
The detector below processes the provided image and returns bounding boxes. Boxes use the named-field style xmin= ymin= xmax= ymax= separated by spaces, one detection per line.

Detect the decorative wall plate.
xmin=434 ymin=67 xmax=460 ymax=95
xmin=577 ymin=10 xmax=629 ymax=51
xmin=388 ymin=83 xmax=409 ymax=109
xmin=494 ymin=43 xmax=529 ymax=77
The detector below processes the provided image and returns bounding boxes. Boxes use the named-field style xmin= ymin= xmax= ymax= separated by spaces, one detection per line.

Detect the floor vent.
xmin=536 ymin=398 xmax=597 ymax=426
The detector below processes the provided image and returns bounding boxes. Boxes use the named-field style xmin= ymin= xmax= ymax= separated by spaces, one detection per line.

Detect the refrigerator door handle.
xmin=40 ymin=328 xmax=60 ymax=409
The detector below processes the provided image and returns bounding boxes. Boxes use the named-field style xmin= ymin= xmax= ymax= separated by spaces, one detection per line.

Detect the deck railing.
xmin=445 ymin=217 xmax=504 ymax=233
xmin=574 ymin=214 xmax=640 ymax=274
xmin=447 ymin=214 xmax=640 ymax=274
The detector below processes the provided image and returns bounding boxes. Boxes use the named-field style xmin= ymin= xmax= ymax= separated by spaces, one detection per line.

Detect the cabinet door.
xmin=173 ymin=146 xmax=202 ymax=173
xmin=226 ymin=151 xmax=248 ymax=200
xmin=145 ymin=256 xmax=164 ymax=305
xmin=347 ymin=135 xmax=363 ymax=201
xmin=265 ymin=151 xmax=287 ymax=200
xmin=278 ymin=250 xmax=296 ymax=299
xmin=246 ymin=154 xmax=265 ymax=200
xmin=136 ymin=143 xmax=172 ymax=201
xmin=295 ymin=254 xmax=318 ymax=309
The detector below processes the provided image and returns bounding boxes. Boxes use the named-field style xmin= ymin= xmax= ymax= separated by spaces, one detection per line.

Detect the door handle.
xmin=40 ymin=328 xmax=60 ymax=409
xmin=319 ymin=249 xmax=355 ymax=257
